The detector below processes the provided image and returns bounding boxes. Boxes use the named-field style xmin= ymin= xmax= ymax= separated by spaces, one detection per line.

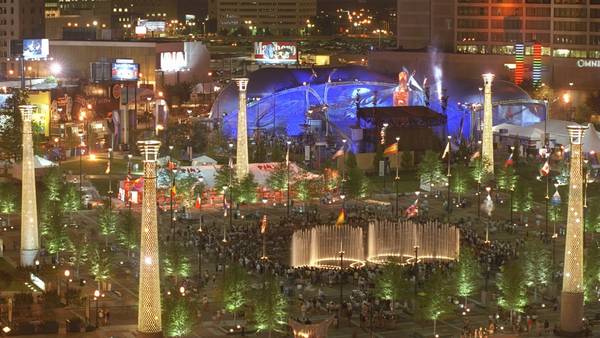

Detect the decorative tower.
xmin=481 ymin=73 xmax=495 ymax=175
xmin=560 ymin=125 xmax=587 ymax=334
xmin=137 ymin=140 xmax=163 ymax=337
xmin=235 ymin=78 xmax=250 ymax=180
xmin=19 ymin=105 xmax=38 ymax=267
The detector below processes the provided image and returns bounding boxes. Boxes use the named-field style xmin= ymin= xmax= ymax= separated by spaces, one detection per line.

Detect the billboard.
xmin=138 ymin=20 xmax=166 ymax=32
xmin=160 ymin=51 xmax=187 ymax=72
xmin=111 ymin=62 xmax=139 ymax=81
xmin=254 ymin=42 xmax=297 ymax=63
xmin=23 ymin=39 xmax=49 ymax=60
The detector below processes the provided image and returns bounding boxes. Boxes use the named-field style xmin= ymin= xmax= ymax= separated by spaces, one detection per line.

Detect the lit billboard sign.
xmin=23 ymin=39 xmax=49 ymax=60
xmin=254 ymin=42 xmax=297 ymax=63
xmin=160 ymin=51 xmax=187 ymax=72
xmin=111 ymin=61 xmax=139 ymax=81
xmin=577 ymin=59 xmax=600 ymax=68
xmin=138 ymin=20 xmax=166 ymax=32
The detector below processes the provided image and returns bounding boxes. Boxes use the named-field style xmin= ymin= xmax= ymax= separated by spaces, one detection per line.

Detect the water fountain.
xmin=367 ymin=219 xmax=460 ymax=264
xmin=291 ymin=225 xmax=365 ymax=269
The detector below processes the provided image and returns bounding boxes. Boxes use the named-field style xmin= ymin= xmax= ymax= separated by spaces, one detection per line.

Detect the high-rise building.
xmin=397 ymin=0 xmax=600 ymax=58
xmin=208 ymin=0 xmax=316 ymax=35
xmin=396 ymin=0 xmax=454 ymax=51
xmin=0 ymin=0 xmax=45 ymax=73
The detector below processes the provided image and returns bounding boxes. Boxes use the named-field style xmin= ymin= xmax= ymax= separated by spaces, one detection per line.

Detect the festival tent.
xmin=530 ymin=119 xmax=580 ymax=146
xmin=191 ymin=155 xmax=217 ymax=167
xmin=493 ymin=123 xmax=545 ymax=141
xmin=8 ymin=155 xmax=58 ymax=179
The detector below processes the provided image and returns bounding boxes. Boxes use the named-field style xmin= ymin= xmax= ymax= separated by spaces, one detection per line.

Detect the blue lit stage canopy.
xmin=210 ymin=66 xmax=545 ymax=141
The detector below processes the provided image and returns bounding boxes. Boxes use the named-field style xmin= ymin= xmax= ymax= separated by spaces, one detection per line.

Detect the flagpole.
xmin=446 ymin=136 xmax=452 ymax=222
xmin=286 ymin=140 xmax=291 ymax=219
xmin=108 ymin=147 xmax=113 ymax=210
xmin=395 ymin=137 xmax=400 ymax=219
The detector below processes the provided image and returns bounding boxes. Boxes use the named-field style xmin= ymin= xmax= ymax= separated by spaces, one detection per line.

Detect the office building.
xmin=396 ymin=0 xmax=454 ymax=51
xmin=208 ymin=0 xmax=317 ymax=35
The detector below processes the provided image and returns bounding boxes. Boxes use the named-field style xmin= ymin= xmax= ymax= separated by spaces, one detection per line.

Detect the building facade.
xmin=397 ymin=0 xmax=600 ymax=59
xmin=0 ymin=0 xmax=45 ymax=73
xmin=208 ymin=0 xmax=317 ymax=35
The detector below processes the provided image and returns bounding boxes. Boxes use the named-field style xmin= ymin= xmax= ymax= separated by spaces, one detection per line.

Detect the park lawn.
xmin=59 ymin=158 xmax=142 ymax=176
xmin=367 ymin=170 xmax=421 ymax=193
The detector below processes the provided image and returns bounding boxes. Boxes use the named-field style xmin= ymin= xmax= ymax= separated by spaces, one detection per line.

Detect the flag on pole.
xmin=228 ymin=156 xmax=233 ymax=169
xmin=470 ymin=151 xmax=480 ymax=161
xmin=540 ymin=160 xmax=550 ymax=176
xmin=383 ymin=143 xmax=398 ymax=156
xmin=504 ymin=153 xmax=514 ymax=168
xmin=442 ymin=141 xmax=450 ymax=159
xmin=170 ymin=185 xmax=177 ymax=198
xmin=168 ymin=160 xmax=176 ymax=170
xmin=335 ymin=208 xmax=346 ymax=226
xmin=260 ymin=215 xmax=268 ymax=234
xmin=286 ymin=145 xmax=290 ymax=165
xmin=405 ymin=200 xmax=419 ymax=218
xmin=195 ymin=195 xmax=201 ymax=209
xmin=332 ymin=147 xmax=345 ymax=160
xmin=105 ymin=161 xmax=111 ymax=174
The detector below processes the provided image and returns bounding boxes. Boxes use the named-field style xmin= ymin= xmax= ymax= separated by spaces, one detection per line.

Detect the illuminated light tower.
xmin=481 ymin=73 xmax=495 ymax=175
xmin=235 ymin=78 xmax=250 ymax=180
xmin=19 ymin=105 xmax=39 ymax=267
xmin=559 ymin=125 xmax=587 ymax=335
xmin=137 ymin=140 xmax=163 ymax=337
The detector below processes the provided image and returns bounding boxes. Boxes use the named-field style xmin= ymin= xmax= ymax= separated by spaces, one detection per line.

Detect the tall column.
xmin=559 ymin=125 xmax=587 ymax=335
xmin=19 ymin=105 xmax=38 ymax=267
xmin=235 ymin=78 xmax=250 ymax=180
xmin=481 ymin=73 xmax=495 ymax=175
xmin=137 ymin=140 xmax=163 ymax=337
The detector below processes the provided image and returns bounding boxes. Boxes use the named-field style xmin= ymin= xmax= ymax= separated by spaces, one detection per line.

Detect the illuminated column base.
xmin=20 ymin=249 xmax=38 ymax=267
xmin=559 ymin=292 xmax=584 ymax=335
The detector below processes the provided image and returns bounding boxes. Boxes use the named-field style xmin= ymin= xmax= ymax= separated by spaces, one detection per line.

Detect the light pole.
xmin=485 ymin=186 xmax=492 ymax=243
xmin=341 ymin=139 xmax=347 ymax=207
xmin=395 ymin=136 xmax=400 ymax=219
xmin=127 ymin=154 xmax=133 ymax=211
xmin=93 ymin=290 xmax=100 ymax=328
xmin=338 ymin=247 xmax=344 ymax=326
xmin=446 ymin=135 xmax=452 ymax=222
xmin=261 ymin=197 xmax=268 ymax=259
xmin=197 ymin=225 xmax=203 ymax=285
xmin=286 ymin=140 xmax=291 ymax=219
xmin=227 ymin=142 xmax=234 ymax=242
xmin=64 ymin=270 xmax=71 ymax=305
xmin=108 ymin=148 xmax=113 ymax=209
xmin=170 ymin=168 xmax=178 ymax=234
xmin=78 ymin=130 xmax=85 ymax=206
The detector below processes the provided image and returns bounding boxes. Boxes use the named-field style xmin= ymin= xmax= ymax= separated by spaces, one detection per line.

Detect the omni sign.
xmin=577 ymin=59 xmax=600 ymax=68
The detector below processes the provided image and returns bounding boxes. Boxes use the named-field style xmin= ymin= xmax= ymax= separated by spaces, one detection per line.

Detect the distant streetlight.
xmin=50 ymin=63 xmax=62 ymax=76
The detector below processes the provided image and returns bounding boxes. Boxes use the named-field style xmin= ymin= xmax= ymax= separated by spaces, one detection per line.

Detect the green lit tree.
xmin=512 ymin=180 xmax=533 ymax=222
xmin=584 ymin=244 xmax=600 ymax=304
xmin=0 ymin=182 xmax=17 ymax=228
xmin=266 ymin=162 xmax=288 ymax=199
xmin=0 ymin=89 xmax=28 ymax=164
xmin=43 ymin=167 xmax=63 ymax=202
xmin=61 ymin=184 xmax=81 ymax=221
xmin=374 ymin=263 xmax=411 ymax=312
xmin=175 ymin=173 xmax=202 ymax=210
xmin=418 ymin=151 xmax=445 ymax=187
xmin=71 ymin=238 xmax=89 ymax=279
xmin=497 ymin=260 xmax=528 ymax=324
xmin=451 ymin=165 xmax=469 ymax=203
xmin=214 ymin=164 xmax=236 ymax=194
xmin=346 ymin=167 xmax=368 ymax=199
xmin=117 ymin=210 xmax=138 ymax=257
xmin=235 ymin=173 xmax=258 ymax=204
xmin=253 ymin=275 xmax=288 ymax=337
xmin=401 ymin=151 xmax=413 ymax=170
xmin=523 ymin=239 xmax=551 ymax=300
xmin=497 ymin=165 xmax=518 ymax=216
xmin=453 ymin=247 xmax=480 ymax=306
xmin=470 ymin=157 xmax=492 ymax=186
xmin=88 ymin=245 xmax=113 ymax=289
xmin=98 ymin=206 xmax=118 ymax=247
xmin=162 ymin=242 xmax=191 ymax=285
xmin=219 ymin=264 xmax=249 ymax=319
xmin=585 ymin=204 xmax=600 ymax=240
xmin=416 ymin=270 xmax=454 ymax=336
xmin=40 ymin=203 xmax=73 ymax=261
xmin=163 ymin=295 xmax=197 ymax=337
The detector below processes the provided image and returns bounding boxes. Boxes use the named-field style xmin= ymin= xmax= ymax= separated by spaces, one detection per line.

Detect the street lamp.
xmin=395 ymin=136 xmax=400 ymax=219
xmin=93 ymin=290 xmax=100 ymax=328
xmin=107 ymin=148 xmax=113 ymax=209
xmin=341 ymin=139 xmax=347 ymax=207
xmin=170 ymin=168 xmax=178 ymax=234
xmin=64 ymin=270 xmax=71 ymax=304
xmin=286 ymin=140 xmax=292 ymax=219
xmin=261 ymin=197 xmax=268 ymax=259
xmin=78 ymin=130 xmax=85 ymax=206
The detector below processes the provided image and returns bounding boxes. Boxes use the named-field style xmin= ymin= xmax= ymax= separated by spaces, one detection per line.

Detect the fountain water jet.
xmin=367 ymin=219 xmax=460 ymax=264
xmin=291 ymin=225 xmax=365 ymax=269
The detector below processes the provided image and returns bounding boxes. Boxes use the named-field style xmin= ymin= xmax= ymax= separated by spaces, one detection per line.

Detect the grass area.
xmin=367 ymin=170 xmax=420 ymax=194
xmin=59 ymin=158 xmax=142 ymax=176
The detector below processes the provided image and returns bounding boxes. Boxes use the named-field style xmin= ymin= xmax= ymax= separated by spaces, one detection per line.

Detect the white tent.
xmin=579 ymin=123 xmax=600 ymax=154
xmin=493 ymin=123 xmax=545 ymax=141
xmin=191 ymin=155 xmax=217 ymax=167
xmin=10 ymin=155 xmax=58 ymax=179
xmin=531 ymin=119 xmax=581 ymax=146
